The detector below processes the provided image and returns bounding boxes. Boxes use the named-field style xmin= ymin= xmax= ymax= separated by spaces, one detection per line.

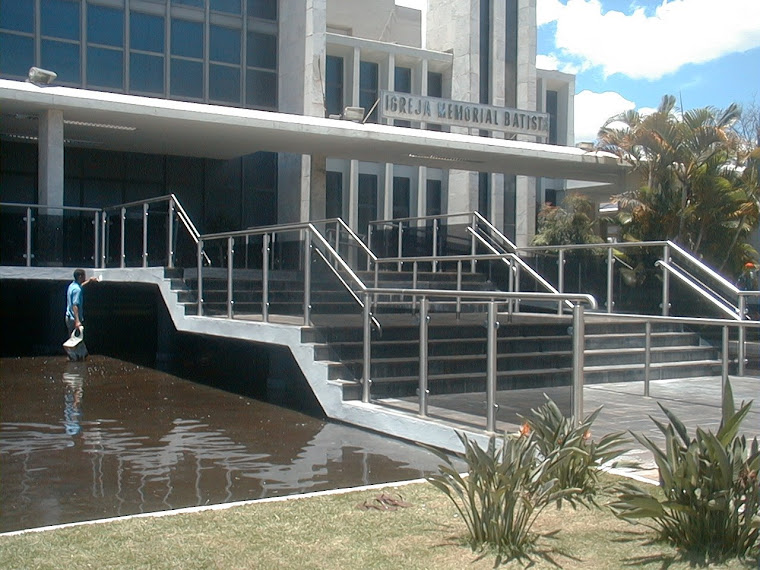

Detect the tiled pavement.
xmin=383 ymin=374 xmax=760 ymax=481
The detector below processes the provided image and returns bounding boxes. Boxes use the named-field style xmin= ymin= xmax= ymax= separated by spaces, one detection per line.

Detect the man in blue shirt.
xmin=65 ymin=269 xmax=98 ymax=359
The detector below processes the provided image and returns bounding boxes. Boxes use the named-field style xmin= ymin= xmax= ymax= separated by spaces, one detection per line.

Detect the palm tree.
xmin=597 ymin=95 xmax=757 ymax=273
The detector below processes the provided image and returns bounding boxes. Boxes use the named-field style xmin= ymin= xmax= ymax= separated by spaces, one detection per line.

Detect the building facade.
xmin=0 ymin=0 xmax=574 ymax=246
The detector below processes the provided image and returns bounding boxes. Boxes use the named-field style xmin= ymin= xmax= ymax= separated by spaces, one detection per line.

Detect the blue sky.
xmin=398 ymin=0 xmax=760 ymax=143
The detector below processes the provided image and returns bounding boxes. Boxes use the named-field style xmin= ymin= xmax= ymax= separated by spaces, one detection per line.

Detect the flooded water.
xmin=0 ymin=356 xmax=450 ymax=533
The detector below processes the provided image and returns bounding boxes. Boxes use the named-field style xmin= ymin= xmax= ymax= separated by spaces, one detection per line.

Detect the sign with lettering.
xmin=379 ymin=90 xmax=550 ymax=138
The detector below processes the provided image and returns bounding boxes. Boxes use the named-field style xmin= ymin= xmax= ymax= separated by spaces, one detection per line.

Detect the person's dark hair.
xmin=73 ymin=268 xmax=86 ymax=281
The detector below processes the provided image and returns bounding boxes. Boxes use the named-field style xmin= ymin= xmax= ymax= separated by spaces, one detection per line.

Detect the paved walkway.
xmin=382 ymin=374 xmax=760 ymax=481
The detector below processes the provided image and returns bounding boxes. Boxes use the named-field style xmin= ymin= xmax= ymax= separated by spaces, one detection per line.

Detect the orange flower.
xmin=518 ymin=423 xmax=531 ymax=437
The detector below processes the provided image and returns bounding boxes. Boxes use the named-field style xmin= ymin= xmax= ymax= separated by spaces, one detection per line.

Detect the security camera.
xmin=27 ymin=67 xmax=57 ymax=86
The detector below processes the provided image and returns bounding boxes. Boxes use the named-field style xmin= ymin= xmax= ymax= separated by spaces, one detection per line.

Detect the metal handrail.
xmin=656 ymin=260 xmax=741 ymax=320
xmin=472 ymin=211 xmax=518 ymax=252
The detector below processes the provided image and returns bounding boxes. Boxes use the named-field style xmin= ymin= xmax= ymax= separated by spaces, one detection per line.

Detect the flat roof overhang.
xmin=0 ymin=79 xmax=628 ymax=184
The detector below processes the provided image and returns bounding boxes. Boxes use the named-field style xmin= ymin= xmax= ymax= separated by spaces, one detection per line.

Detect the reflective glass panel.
xmin=87 ymin=46 xmax=123 ymax=88
xmin=209 ymin=64 xmax=240 ymax=103
xmin=247 ymin=0 xmax=276 ymax=21
xmin=41 ymin=0 xmax=80 ymax=41
xmin=41 ymin=39 xmax=80 ymax=83
xmin=173 ymin=0 xmax=204 ymax=7
xmin=130 ymin=52 xmax=164 ymax=93
xmin=171 ymin=19 xmax=203 ymax=58
xmin=246 ymin=31 xmax=275 ymax=70
xmin=245 ymin=69 xmax=276 ymax=108
xmin=325 ymin=55 xmax=343 ymax=117
xmin=0 ymin=0 xmax=34 ymax=33
xmin=0 ymin=33 xmax=34 ymax=76
xmin=394 ymin=67 xmax=411 ymax=93
xmin=170 ymin=58 xmax=203 ymax=98
xmin=210 ymin=0 xmax=240 ymax=14
xmin=130 ymin=12 xmax=164 ymax=53
xmin=210 ymin=25 xmax=240 ymax=64
xmin=87 ymin=4 xmax=123 ymax=47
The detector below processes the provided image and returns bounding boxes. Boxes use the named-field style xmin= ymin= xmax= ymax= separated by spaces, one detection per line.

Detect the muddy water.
xmin=0 ymin=356 xmax=449 ymax=533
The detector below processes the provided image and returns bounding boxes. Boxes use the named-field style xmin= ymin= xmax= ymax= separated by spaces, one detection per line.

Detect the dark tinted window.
xmin=171 ymin=58 xmax=203 ymax=98
xmin=0 ymin=33 xmax=34 ymax=76
xmin=325 ymin=56 xmax=343 ymax=117
xmin=41 ymin=39 xmax=80 ymax=82
xmin=87 ymin=46 xmax=123 ymax=88
xmin=358 ymin=174 xmax=378 ymax=234
xmin=426 ymin=180 xmax=442 ymax=216
xmin=394 ymin=67 xmax=411 ymax=93
xmin=0 ymin=0 xmax=34 ymax=33
xmin=210 ymin=25 xmax=240 ymax=64
xmin=130 ymin=52 xmax=163 ymax=93
xmin=245 ymin=69 xmax=276 ymax=108
xmin=41 ymin=0 xmax=80 ymax=40
xmin=326 ymin=171 xmax=343 ymax=219
xmin=247 ymin=0 xmax=277 ymax=21
xmin=428 ymin=72 xmax=442 ymax=97
xmin=130 ymin=12 xmax=164 ymax=53
xmin=393 ymin=177 xmax=410 ymax=219
xmin=246 ymin=31 xmax=276 ymax=69
xmin=88 ymin=4 xmax=123 ymax=47
xmin=359 ymin=61 xmax=378 ymax=123
xmin=172 ymin=0 xmax=204 ymax=7
xmin=171 ymin=19 xmax=203 ymax=58
xmin=210 ymin=0 xmax=240 ymax=14
xmin=210 ymin=64 xmax=240 ymax=103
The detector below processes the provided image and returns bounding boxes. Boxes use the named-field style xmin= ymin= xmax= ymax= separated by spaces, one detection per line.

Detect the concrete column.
xmin=38 ymin=109 xmax=64 ymax=208
xmin=515 ymin=175 xmax=536 ymax=248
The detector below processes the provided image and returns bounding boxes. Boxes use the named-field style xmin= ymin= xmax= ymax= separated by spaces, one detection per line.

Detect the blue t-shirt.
xmin=66 ymin=281 xmax=83 ymax=321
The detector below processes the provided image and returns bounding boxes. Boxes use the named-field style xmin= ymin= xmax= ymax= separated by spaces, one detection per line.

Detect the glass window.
xmin=210 ymin=0 xmax=240 ymax=14
xmin=171 ymin=19 xmax=203 ymax=58
xmin=325 ymin=55 xmax=343 ymax=117
xmin=426 ymin=180 xmax=442 ymax=217
xmin=248 ymin=0 xmax=276 ymax=20
xmin=326 ymin=171 xmax=343 ymax=219
xmin=1 ymin=0 xmax=34 ymax=33
xmin=210 ymin=25 xmax=240 ymax=65
xmin=546 ymin=90 xmax=558 ymax=145
xmin=0 ymin=33 xmax=34 ymax=76
xmin=173 ymin=0 xmax=204 ymax=8
xmin=130 ymin=52 xmax=163 ymax=93
xmin=87 ymin=46 xmax=123 ymax=88
xmin=393 ymin=177 xmax=410 ymax=219
xmin=395 ymin=67 xmax=411 ymax=93
xmin=246 ymin=31 xmax=275 ymax=69
xmin=428 ymin=72 xmax=443 ymax=97
xmin=41 ymin=39 xmax=80 ymax=83
xmin=130 ymin=12 xmax=164 ymax=53
xmin=87 ymin=4 xmax=123 ymax=47
xmin=170 ymin=58 xmax=203 ymax=98
xmin=245 ymin=69 xmax=276 ymax=108
xmin=41 ymin=0 xmax=80 ymax=40
xmin=358 ymin=174 xmax=378 ymax=235
xmin=209 ymin=64 xmax=240 ymax=103
xmin=359 ymin=61 xmax=378 ymax=123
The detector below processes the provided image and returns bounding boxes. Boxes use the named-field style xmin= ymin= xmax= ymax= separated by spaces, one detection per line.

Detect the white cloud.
xmin=574 ymin=90 xmax=636 ymax=143
xmin=540 ymin=0 xmax=760 ymax=80
xmin=536 ymin=54 xmax=560 ymax=71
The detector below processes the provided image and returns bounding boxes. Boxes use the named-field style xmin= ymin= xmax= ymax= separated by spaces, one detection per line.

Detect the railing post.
xmin=362 ymin=293 xmax=372 ymax=403
xmin=142 ymin=203 xmax=149 ymax=268
xmin=432 ymin=218 xmax=438 ymax=273
xmin=514 ymin=263 xmax=522 ymax=313
xmin=721 ymin=325 xmax=729 ymax=389
xmin=644 ymin=321 xmax=651 ymax=397
xmin=227 ymin=236 xmax=234 ymax=319
xmin=558 ymin=250 xmax=565 ymax=293
xmin=93 ymin=212 xmax=99 ymax=268
xmin=412 ymin=261 xmax=418 ymax=312
xmin=24 ymin=207 xmax=32 ymax=267
xmin=366 ymin=225 xmax=373 ymax=271
xmin=571 ymin=302 xmax=585 ymax=424
xmin=662 ymin=244 xmax=670 ymax=316
xmin=470 ymin=218 xmax=477 ymax=273
xmin=120 ymin=207 xmax=126 ymax=268
xmin=303 ymin=236 xmax=312 ymax=326
xmin=606 ymin=247 xmax=614 ymax=314
xmin=167 ymin=199 xmax=175 ymax=269
xmin=262 ymin=233 xmax=270 ymax=322
xmin=397 ymin=222 xmax=403 ymax=271
xmin=196 ymin=239 xmax=204 ymax=316
xmin=486 ymin=301 xmax=499 ymax=433
xmin=100 ymin=211 xmax=107 ymax=268
xmin=456 ymin=260 xmax=462 ymax=315
xmin=738 ymin=296 xmax=746 ymax=377
xmin=418 ymin=298 xmax=429 ymax=417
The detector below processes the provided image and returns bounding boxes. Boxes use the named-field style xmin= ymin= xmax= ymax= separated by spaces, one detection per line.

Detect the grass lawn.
xmin=1 ymin=474 xmax=757 ymax=569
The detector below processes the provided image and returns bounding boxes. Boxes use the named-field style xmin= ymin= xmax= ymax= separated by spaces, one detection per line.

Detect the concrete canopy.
xmin=0 ymin=79 xmax=627 ymax=184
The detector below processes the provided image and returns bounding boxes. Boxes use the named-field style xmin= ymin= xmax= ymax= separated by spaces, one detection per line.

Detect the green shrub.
xmin=426 ymin=431 xmax=578 ymax=560
xmin=520 ymin=398 xmax=629 ymax=506
xmin=611 ymin=380 xmax=760 ymax=561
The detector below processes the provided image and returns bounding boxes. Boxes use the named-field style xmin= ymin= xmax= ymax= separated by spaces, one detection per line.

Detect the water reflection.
xmin=1 ymin=356 xmax=451 ymax=533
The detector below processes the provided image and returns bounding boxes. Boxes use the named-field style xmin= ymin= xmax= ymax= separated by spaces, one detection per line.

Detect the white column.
xmin=38 ymin=109 xmax=64 ymax=208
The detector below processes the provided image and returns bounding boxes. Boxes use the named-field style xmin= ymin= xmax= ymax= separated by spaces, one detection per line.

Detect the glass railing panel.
xmin=0 ymin=209 xmax=28 ymax=266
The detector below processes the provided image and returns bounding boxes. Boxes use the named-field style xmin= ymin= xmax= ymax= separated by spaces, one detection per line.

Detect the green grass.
xmin=1 ymin=475 xmax=757 ymax=569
